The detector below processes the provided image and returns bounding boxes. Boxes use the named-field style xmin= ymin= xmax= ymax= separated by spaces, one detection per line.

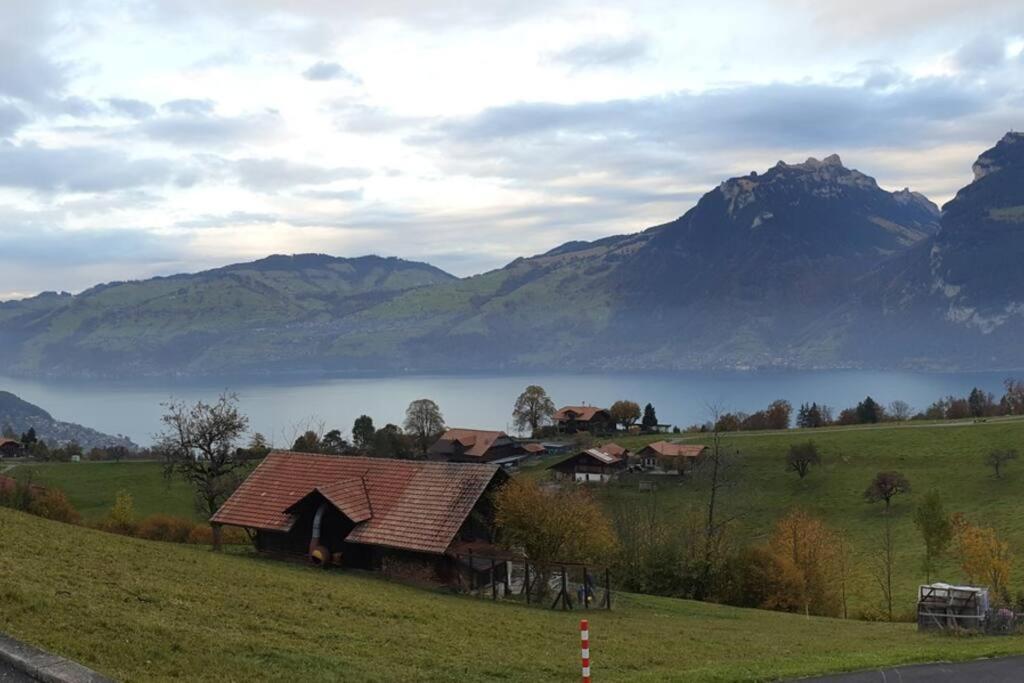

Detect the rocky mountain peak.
xmin=972 ymin=131 xmax=1024 ymax=181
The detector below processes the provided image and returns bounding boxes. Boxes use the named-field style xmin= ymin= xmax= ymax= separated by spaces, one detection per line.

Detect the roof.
xmin=211 ymin=451 xmax=504 ymax=555
xmin=549 ymin=447 xmax=624 ymax=469
xmin=553 ymin=406 xmax=609 ymax=422
xmin=640 ymin=441 xmax=708 ymax=458
xmin=429 ymin=428 xmax=510 ymax=458
xmin=599 ymin=442 xmax=628 ymax=457
xmin=522 ymin=443 xmax=546 ymax=454
xmin=0 ymin=438 xmax=22 ymax=447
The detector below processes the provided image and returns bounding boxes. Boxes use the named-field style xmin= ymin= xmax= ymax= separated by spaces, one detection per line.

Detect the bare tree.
xmin=888 ymin=400 xmax=912 ymax=422
xmin=404 ymin=398 xmax=445 ymax=456
xmin=870 ymin=514 xmax=897 ymax=621
xmin=785 ymin=441 xmax=822 ymax=479
xmin=512 ymin=385 xmax=555 ymax=436
xmin=864 ymin=471 xmax=911 ymax=512
xmin=157 ymin=394 xmax=249 ymax=550
xmin=985 ymin=449 xmax=1019 ymax=479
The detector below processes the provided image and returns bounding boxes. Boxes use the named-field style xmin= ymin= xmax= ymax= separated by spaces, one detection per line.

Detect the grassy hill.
xmin=2 ymin=507 xmax=1023 ymax=682
xmin=522 ymin=417 xmax=1024 ymax=616
xmin=12 ymin=417 xmax=1024 ymax=618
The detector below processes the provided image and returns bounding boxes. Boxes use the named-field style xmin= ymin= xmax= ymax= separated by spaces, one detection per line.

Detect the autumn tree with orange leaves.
xmin=951 ymin=513 xmax=1012 ymax=600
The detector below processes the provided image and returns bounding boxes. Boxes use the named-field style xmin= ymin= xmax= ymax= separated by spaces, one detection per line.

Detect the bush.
xmin=187 ymin=524 xmax=248 ymax=546
xmin=136 ymin=514 xmax=196 ymax=543
xmin=95 ymin=490 xmax=137 ymax=536
xmin=27 ymin=488 xmax=81 ymax=525
xmin=719 ymin=546 xmax=804 ymax=613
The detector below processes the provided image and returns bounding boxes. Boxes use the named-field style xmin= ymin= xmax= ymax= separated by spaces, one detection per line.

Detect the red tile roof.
xmin=431 ymin=428 xmax=509 ymax=458
xmin=641 ymin=441 xmax=707 ymax=458
xmin=211 ymin=451 xmax=503 ymax=555
xmin=553 ymin=406 xmax=609 ymax=422
xmin=599 ymin=442 xmax=628 ymax=457
xmin=522 ymin=443 xmax=546 ymax=454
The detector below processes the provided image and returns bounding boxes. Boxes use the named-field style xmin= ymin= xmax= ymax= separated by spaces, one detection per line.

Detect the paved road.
xmin=0 ymin=660 xmax=35 ymax=682
xmin=802 ymin=656 xmax=1024 ymax=681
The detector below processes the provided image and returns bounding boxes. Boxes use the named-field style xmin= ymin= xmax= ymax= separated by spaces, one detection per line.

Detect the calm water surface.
xmin=0 ymin=370 xmax=1014 ymax=446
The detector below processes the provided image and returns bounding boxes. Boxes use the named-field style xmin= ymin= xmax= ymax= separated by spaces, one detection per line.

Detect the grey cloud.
xmin=140 ymin=109 xmax=283 ymax=147
xmin=549 ymin=36 xmax=649 ymax=70
xmin=232 ymin=157 xmax=370 ymax=191
xmin=302 ymin=61 xmax=361 ymax=83
xmin=56 ymin=96 xmax=100 ymax=118
xmin=163 ymin=98 xmax=216 ymax=115
xmin=106 ymin=97 xmax=157 ymax=119
xmin=0 ymin=219 xmax=178 ymax=268
xmin=0 ymin=142 xmax=175 ymax=192
xmin=954 ymin=35 xmax=1006 ymax=71
xmin=328 ymin=98 xmax=426 ymax=133
xmin=0 ymin=103 xmax=29 ymax=137
xmin=176 ymin=211 xmax=281 ymax=229
xmin=0 ymin=2 xmax=66 ymax=104
xmin=300 ymin=188 xmax=365 ymax=201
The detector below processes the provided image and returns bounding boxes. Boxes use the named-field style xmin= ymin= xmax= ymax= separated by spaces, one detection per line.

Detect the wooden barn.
xmin=548 ymin=447 xmax=627 ymax=483
xmin=427 ymin=428 xmax=525 ymax=464
xmin=210 ymin=451 xmax=508 ymax=582
xmin=553 ymin=406 xmax=614 ymax=435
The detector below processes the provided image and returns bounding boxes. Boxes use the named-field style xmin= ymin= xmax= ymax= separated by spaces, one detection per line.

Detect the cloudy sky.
xmin=1 ymin=0 xmax=1022 ymax=299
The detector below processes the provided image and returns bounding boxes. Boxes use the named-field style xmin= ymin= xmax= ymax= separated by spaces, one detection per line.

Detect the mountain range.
xmin=2 ymin=132 xmax=1022 ymax=378
xmin=0 ymin=391 xmax=137 ymax=450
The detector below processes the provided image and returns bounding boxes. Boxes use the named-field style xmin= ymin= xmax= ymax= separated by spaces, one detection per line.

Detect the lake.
xmin=1 ymin=370 xmax=1017 ymax=447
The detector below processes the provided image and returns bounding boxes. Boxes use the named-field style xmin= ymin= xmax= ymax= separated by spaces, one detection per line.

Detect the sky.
xmin=1 ymin=0 xmax=1022 ymax=299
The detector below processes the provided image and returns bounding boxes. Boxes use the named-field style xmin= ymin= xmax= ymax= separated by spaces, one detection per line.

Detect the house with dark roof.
xmin=553 ymin=406 xmax=613 ymax=435
xmin=427 ymin=428 xmax=525 ymax=465
xmin=0 ymin=438 xmax=24 ymax=458
xmin=548 ymin=447 xmax=627 ymax=483
xmin=211 ymin=451 xmax=508 ymax=581
xmin=636 ymin=441 xmax=707 ymax=474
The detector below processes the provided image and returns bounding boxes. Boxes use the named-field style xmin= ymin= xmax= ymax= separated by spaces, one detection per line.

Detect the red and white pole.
xmin=580 ymin=619 xmax=591 ymax=682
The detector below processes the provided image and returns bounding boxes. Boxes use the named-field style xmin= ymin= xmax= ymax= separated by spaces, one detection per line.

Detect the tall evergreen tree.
xmin=641 ymin=403 xmax=658 ymax=429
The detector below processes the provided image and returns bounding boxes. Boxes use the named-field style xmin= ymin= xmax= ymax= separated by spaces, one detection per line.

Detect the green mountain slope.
xmin=0 ymin=254 xmax=454 ymax=377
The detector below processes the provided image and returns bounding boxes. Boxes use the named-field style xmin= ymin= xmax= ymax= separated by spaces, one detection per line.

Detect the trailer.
xmin=917 ymin=583 xmax=989 ymax=632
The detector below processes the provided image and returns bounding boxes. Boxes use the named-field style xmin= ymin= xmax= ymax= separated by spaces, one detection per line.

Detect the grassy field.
xmin=5 ymin=461 xmax=197 ymax=521
xmin=3 ymin=507 xmax=1024 ymax=682
xmin=577 ymin=417 xmax=1024 ymax=617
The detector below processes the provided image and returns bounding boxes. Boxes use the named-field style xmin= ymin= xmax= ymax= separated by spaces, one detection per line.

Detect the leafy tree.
xmin=156 ymin=393 xmax=249 ymax=550
xmin=913 ymin=490 xmax=952 ymax=582
xmin=403 ymin=398 xmax=445 ymax=455
xmin=985 ymin=448 xmax=1018 ymax=479
xmin=765 ymin=400 xmax=792 ymax=430
xmin=863 ymin=471 xmax=911 ymax=511
xmin=291 ymin=430 xmax=321 ymax=453
xmin=244 ymin=433 xmax=271 ymax=459
xmin=494 ymin=477 xmax=617 ymax=565
xmin=321 ymin=429 xmax=349 ymax=455
xmin=968 ymin=388 xmax=994 ymax=418
xmin=952 ymin=514 xmax=1012 ymax=599
xmin=641 ymin=403 xmax=658 ymax=429
xmin=1001 ymin=378 xmax=1024 ymax=415
xmin=609 ymin=400 xmax=641 ymax=429
xmin=352 ymin=415 xmax=376 ymax=452
xmin=785 ymin=441 xmax=821 ymax=479
xmin=887 ymin=400 xmax=912 ymax=422
xmin=371 ymin=423 xmax=411 ymax=459
xmin=768 ymin=508 xmax=843 ymax=616
xmin=855 ymin=396 xmax=883 ymax=424
xmin=512 ymin=386 xmax=555 ymax=436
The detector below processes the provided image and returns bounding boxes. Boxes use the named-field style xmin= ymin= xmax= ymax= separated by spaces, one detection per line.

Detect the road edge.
xmin=0 ymin=633 xmax=113 ymax=683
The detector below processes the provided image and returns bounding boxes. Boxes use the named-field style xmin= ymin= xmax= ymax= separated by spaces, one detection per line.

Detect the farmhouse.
xmin=553 ymin=406 xmax=614 ymax=435
xmin=211 ymin=451 xmax=508 ymax=581
xmin=548 ymin=447 xmax=627 ymax=483
xmin=636 ymin=441 xmax=707 ymax=473
xmin=427 ymin=428 xmax=525 ymax=465
xmin=0 ymin=438 xmax=24 ymax=458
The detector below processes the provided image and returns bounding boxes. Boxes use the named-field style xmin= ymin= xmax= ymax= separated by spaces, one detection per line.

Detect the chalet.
xmin=548 ymin=447 xmax=627 ymax=483
xmin=427 ymin=428 xmax=524 ymax=465
xmin=598 ymin=442 xmax=629 ymax=460
xmin=0 ymin=438 xmax=23 ymax=458
xmin=636 ymin=441 xmax=707 ymax=474
xmin=553 ymin=406 xmax=614 ymax=435
xmin=210 ymin=451 xmax=508 ymax=582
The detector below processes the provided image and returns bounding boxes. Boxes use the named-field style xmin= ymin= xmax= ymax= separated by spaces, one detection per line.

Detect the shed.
xmin=636 ymin=441 xmax=707 ymax=473
xmin=917 ymin=583 xmax=989 ymax=631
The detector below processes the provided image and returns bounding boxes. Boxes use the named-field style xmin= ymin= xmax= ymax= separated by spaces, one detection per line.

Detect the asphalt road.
xmin=802 ymin=656 xmax=1024 ymax=682
xmin=0 ymin=660 xmax=35 ymax=682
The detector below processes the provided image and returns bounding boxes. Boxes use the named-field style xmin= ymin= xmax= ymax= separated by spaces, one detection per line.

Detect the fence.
xmin=451 ymin=550 xmax=612 ymax=610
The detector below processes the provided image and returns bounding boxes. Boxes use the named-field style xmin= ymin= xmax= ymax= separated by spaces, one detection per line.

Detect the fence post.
xmin=562 ymin=566 xmax=570 ymax=610
xmin=491 ymin=559 xmax=497 ymax=601
xmin=525 ymin=560 xmax=531 ymax=605
xmin=583 ymin=566 xmax=590 ymax=610
xmin=580 ymin=619 xmax=591 ymax=683
xmin=468 ymin=549 xmax=475 ymax=592
xmin=605 ymin=568 xmax=611 ymax=610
